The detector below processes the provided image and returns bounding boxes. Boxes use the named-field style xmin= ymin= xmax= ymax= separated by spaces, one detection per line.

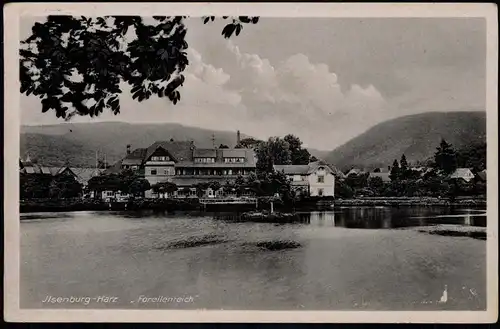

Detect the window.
xmin=195 ymin=157 xmax=215 ymax=163
xmin=151 ymin=169 xmax=157 ymax=175
xmin=152 ymin=156 xmax=169 ymax=161
xmin=164 ymin=169 xmax=168 ymax=175
xmin=318 ymin=188 xmax=324 ymax=196
xmin=131 ymin=166 xmax=138 ymax=170
xmin=317 ymin=175 xmax=324 ymax=183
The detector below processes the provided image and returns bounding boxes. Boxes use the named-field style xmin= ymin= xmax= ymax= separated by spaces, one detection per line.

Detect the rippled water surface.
xmin=20 ymin=207 xmax=487 ymax=310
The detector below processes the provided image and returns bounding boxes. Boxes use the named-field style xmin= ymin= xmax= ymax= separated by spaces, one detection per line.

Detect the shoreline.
xmin=19 ymin=196 xmax=486 ymax=214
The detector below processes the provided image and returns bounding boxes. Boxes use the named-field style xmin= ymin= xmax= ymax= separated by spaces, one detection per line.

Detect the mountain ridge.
xmin=324 ymin=111 xmax=486 ymax=170
xmin=20 ymin=122 xmax=328 ymax=167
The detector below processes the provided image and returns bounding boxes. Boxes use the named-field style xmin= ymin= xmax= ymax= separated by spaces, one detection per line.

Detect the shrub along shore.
xmin=20 ymin=196 xmax=486 ymax=214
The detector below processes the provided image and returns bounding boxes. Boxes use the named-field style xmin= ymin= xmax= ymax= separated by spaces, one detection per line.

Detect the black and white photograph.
xmin=4 ymin=2 xmax=498 ymax=323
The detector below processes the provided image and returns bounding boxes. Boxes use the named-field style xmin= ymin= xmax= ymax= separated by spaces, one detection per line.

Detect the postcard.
xmin=3 ymin=2 xmax=498 ymax=323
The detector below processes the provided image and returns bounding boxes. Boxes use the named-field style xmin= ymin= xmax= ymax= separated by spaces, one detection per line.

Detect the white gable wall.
xmin=307 ymin=166 xmax=335 ymax=197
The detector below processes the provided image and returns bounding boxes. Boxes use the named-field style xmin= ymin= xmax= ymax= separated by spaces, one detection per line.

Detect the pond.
xmin=20 ymin=206 xmax=487 ymax=310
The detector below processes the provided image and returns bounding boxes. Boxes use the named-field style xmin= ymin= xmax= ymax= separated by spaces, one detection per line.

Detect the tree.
xmin=284 ymin=134 xmax=311 ymax=165
xmin=20 ymin=16 xmax=259 ymax=119
xmin=345 ymin=172 xmax=370 ymax=193
xmin=456 ymin=142 xmax=486 ymax=172
xmin=310 ymin=156 xmax=319 ymax=163
xmin=49 ymin=173 xmax=83 ymax=199
xmin=399 ymin=154 xmax=409 ymax=179
xmin=235 ymin=175 xmax=245 ymax=186
xmin=194 ymin=182 xmax=210 ymax=197
xmin=20 ymin=173 xmax=53 ymax=199
xmin=152 ymin=181 xmax=177 ymax=197
xmin=434 ymin=139 xmax=457 ymax=174
xmin=128 ymin=178 xmax=151 ymax=197
xmin=335 ymin=180 xmax=354 ymax=198
xmin=367 ymin=176 xmax=385 ymax=195
xmin=208 ymin=181 xmax=222 ymax=195
xmin=87 ymin=173 xmax=122 ymax=197
xmin=389 ymin=159 xmax=400 ymax=181
xmin=235 ymin=137 xmax=262 ymax=149
xmin=218 ymin=144 xmax=229 ymax=149
xmin=255 ymin=137 xmax=292 ymax=173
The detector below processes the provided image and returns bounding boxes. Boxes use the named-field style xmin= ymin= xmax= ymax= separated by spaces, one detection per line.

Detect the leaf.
xmin=235 ymin=24 xmax=242 ymax=36
xmin=221 ymin=24 xmax=236 ymax=39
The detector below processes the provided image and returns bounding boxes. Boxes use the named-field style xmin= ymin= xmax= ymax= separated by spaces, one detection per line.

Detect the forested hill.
xmin=20 ymin=122 xmax=326 ymax=167
xmin=324 ymin=111 xmax=486 ymax=170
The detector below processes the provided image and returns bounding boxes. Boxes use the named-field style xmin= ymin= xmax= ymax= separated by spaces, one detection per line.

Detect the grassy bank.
xmin=334 ymin=197 xmax=486 ymax=207
xmin=415 ymin=225 xmax=487 ymax=240
xmin=20 ymin=196 xmax=486 ymax=214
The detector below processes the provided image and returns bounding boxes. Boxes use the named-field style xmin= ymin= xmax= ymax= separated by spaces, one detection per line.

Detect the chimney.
xmin=126 ymin=144 xmax=131 ymax=155
xmin=236 ymin=130 xmax=241 ymax=146
xmin=190 ymin=140 xmax=195 ymax=157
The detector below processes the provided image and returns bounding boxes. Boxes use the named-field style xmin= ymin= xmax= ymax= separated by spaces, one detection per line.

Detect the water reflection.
xmin=327 ymin=207 xmax=487 ymax=229
xmin=214 ymin=207 xmax=486 ymax=229
xmin=20 ymin=206 xmax=487 ymax=310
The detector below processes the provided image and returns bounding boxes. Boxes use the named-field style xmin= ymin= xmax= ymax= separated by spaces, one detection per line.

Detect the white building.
xmin=450 ymin=168 xmax=475 ymax=182
xmin=273 ymin=161 xmax=335 ymax=197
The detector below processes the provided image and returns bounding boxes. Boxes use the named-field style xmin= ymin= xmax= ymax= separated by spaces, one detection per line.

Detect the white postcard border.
xmin=4 ymin=2 xmax=498 ymax=323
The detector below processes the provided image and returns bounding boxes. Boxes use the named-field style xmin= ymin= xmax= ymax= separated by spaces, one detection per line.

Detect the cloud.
xmin=222 ymin=41 xmax=388 ymax=149
xmin=21 ymin=38 xmax=388 ymax=150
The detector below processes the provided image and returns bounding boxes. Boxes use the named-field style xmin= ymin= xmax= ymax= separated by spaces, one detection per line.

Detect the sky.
xmin=20 ymin=17 xmax=486 ymax=150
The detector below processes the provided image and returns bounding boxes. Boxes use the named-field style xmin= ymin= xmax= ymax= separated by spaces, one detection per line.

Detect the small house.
xmin=450 ymin=168 xmax=475 ymax=182
xmin=274 ymin=161 xmax=335 ymax=197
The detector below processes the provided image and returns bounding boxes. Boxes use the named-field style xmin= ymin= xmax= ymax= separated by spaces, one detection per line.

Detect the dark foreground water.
xmin=20 ymin=206 xmax=486 ymax=310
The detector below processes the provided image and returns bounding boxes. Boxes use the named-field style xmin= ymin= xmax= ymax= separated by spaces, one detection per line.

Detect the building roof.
xmin=273 ymin=165 xmax=310 ymax=175
xmin=176 ymin=148 xmax=256 ymax=168
xmin=193 ymin=149 xmax=217 ymax=158
xmin=121 ymin=148 xmax=147 ymax=166
xmin=324 ymin=163 xmax=346 ymax=178
xmin=108 ymin=142 xmax=256 ymax=174
xmin=104 ymin=160 xmax=123 ymax=174
xmin=20 ymin=164 xmax=73 ymax=176
xmin=369 ymin=172 xmax=391 ymax=182
xmin=477 ymin=171 xmax=487 ymax=181
xmin=450 ymin=168 xmax=474 ymax=178
xmin=222 ymin=149 xmax=247 ymax=158
xmin=70 ymin=168 xmax=106 ymax=184
xmin=346 ymin=168 xmax=365 ymax=175
xmin=274 ymin=161 xmax=333 ymax=175
xmin=145 ymin=141 xmax=194 ymax=163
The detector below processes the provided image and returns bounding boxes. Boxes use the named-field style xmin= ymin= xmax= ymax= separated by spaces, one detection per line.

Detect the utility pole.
xmin=211 ymin=133 xmax=216 ymax=149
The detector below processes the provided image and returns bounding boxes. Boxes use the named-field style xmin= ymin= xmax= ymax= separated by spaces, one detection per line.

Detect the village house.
xmin=273 ymin=161 xmax=335 ymax=197
xmin=20 ymin=155 xmax=72 ymax=177
xmin=346 ymin=168 xmax=366 ymax=176
xmin=449 ymin=168 xmax=475 ymax=182
xmin=369 ymin=171 xmax=391 ymax=183
xmin=477 ymin=169 xmax=487 ymax=182
xmin=20 ymin=155 xmax=109 ymax=198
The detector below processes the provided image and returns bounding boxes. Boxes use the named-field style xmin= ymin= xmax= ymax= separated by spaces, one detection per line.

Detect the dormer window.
xmin=224 ymin=157 xmax=245 ymax=163
xmin=194 ymin=157 xmax=215 ymax=163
